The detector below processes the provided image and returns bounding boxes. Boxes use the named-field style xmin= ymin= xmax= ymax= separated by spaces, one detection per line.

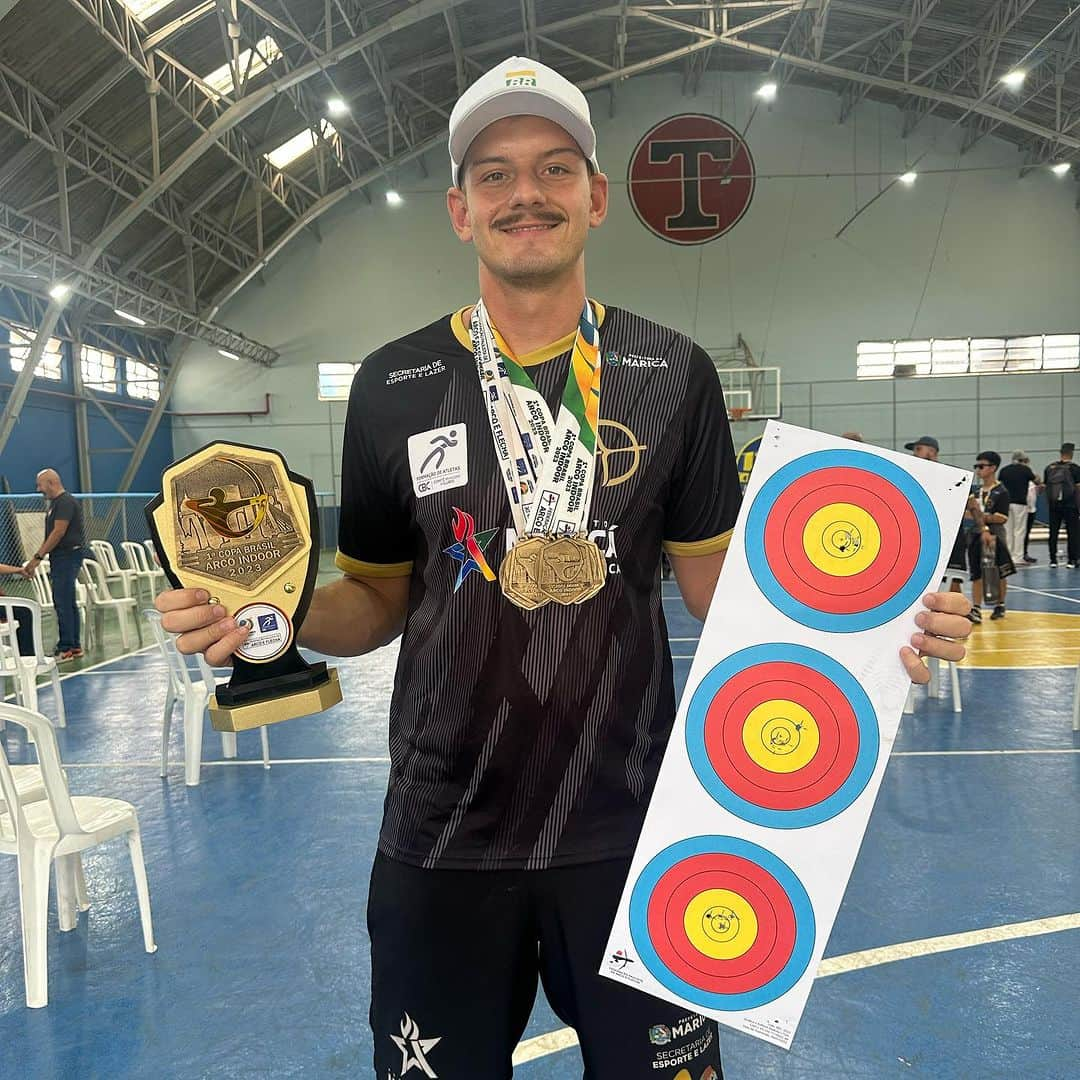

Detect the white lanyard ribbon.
xmin=470 ymin=299 xmax=601 ymax=537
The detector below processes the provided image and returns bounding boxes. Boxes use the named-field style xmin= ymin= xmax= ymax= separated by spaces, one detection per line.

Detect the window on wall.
xmin=317 ymin=362 xmax=359 ymax=401
xmin=8 ymin=324 xmax=64 ymax=381
xmin=80 ymin=346 xmax=118 ymax=393
xmin=127 ymin=358 xmax=161 ymax=400
xmin=857 ymin=334 xmax=1080 ymax=378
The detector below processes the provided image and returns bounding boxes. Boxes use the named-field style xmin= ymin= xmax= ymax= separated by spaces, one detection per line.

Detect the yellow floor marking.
xmin=958 ymin=610 xmax=1080 ymax=668
xmin=511 ymin=912 xmax=1080 ymax=1065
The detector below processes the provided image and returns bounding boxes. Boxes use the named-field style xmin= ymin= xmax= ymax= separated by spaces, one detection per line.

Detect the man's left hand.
xmin=900 ymin=592 xmax=972 ymax=684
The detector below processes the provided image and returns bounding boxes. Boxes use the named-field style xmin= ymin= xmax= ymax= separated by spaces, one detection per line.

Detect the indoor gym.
xmin=0 ymin=1 xmax=1078 ymax=1077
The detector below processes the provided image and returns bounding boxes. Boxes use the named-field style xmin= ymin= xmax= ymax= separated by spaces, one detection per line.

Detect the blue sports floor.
xmin=1 ymin=566 xmax=1078 ymax=1078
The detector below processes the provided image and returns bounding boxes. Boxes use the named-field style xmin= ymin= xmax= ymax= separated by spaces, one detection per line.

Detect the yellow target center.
xmin=683 ymin=889 xmax=759 ymax=960
xmin=802 ymin=502 xmax=881 ymax=577
xmin=742 ymin=700 xmax=820 ymax=773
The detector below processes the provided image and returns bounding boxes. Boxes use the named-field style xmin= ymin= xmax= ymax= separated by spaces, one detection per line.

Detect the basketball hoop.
xmin=728 ymin=407 xmax=751 ymax=422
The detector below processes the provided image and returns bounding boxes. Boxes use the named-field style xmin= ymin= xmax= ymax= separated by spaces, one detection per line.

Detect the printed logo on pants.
xmin=390 ymin=1013 xmax=442 ymax=1077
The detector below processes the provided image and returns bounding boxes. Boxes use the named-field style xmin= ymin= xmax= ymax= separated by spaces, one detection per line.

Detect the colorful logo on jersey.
xmin=628 ymin=114 xmax=755 ymax=245
xmin=443 ymin=507 xmax=498 ymax=592
xmin=737 ymin=436 xmax=762 ymax=487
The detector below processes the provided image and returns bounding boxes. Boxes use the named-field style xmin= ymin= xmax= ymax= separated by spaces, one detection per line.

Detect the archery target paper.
xmin=602 ymin=422 xmax=970 ymax=1050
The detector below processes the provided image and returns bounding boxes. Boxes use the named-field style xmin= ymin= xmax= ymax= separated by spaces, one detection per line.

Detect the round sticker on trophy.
xmin=234 ymin=602 xmax=294 ymax=663
xmin=628 ymin=114 xmax=755 ymax=245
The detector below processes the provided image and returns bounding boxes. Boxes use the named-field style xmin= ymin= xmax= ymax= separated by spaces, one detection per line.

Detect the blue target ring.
xmin=685 ymin=643 xmax=879 ymax=829
xmin=629 ymin=835 xmax=816 ymax=1011
xmin=745 ymin=449 xmax=941 ymax=632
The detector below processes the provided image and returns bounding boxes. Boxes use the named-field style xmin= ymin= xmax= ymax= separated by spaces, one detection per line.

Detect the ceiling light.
xmin=898 ymin=171 xmax=917 ymax=185
xmin=327 ymin=97 xmax=348 ymax=117
xmin=386 ymin=190 xmax=403 ymax=206
xmin=218 ymin=349 xmax=240 ymax=360
xmin=115 ymin=308 xmax=147 ymax=326
xmin=756 ymin=82 xmax=778 ymax=102
xmin=1000 ymin=69 xmax=1025 ymax=89
xmin=49 ymin=283 xmax=71 ymax=301
xmin=1051 ymin=162 xmax=1071 ymax=176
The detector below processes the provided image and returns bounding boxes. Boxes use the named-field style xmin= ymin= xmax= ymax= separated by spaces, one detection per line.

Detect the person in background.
xmin=0 ymin=560 xmax=35 ymax=655
xmin=997 ymin=451 xmax=1038 ymax=566
xmin=25 ymin=469 xmax=87 ymax=660
xmin=1043 ymin=442 xmax=1080 ymax=568
xmin=969 ymin=451 xmax=1015 ymax=621
xmin=841 ymin=431 xmax=865 ymax=442
xmin=905 ymin=436 xmax=974 ymax=600
xmin=1024 ymin=477 xmax=1038 ymax=563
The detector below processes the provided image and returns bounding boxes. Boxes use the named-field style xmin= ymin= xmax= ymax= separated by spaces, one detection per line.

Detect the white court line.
xmin=1008 ymin=585 xmax=1080 ymax=605
xmin=62 ymin=756 xmax=392 ymax=768
xmin=2 ymin=644 xmax=159 ymax=702
xmin=56 ymin=645 xmax=158 ymax=682
xmin=892 ymin=748 xmax=1080 ymax=756
xmin=58 ymin=668 xmax=168 ymax=676
xmin=511 ymin=912 xmax=1080 ymax=1065
xmin=58 ymin=748 xmax=1079 ymax=770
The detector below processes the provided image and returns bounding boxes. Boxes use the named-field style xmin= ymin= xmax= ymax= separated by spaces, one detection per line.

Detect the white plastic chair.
xmin=0 ymin=766 xmax=89 ymax=917
xmin=196 ymin=653 xmax=270 ymax=774
xmin=79 ymin=559 xmax=140 ymax=650
xmin=927 ymin=656 xmax=963 ymax=714
xmin=145 ymin=611 xmax=269 ymax=785
xmin=89 ymin=540 xmax=137 ymax=599
xmin=0 ymin=703 xmax=156 ymax=1008
xmin=0 ymin=598 xmax=66 ymax=728
xmin=143 ymin=539 xmax=162 ymax=570
xmin=121 ymin=542 xmax=164 ymax=603
xmin=29 ymin=559 xmax=94 ymax=653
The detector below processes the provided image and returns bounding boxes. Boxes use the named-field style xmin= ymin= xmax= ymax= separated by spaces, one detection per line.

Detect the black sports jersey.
xmin=338 ymin=303 xmax=741 ymax=869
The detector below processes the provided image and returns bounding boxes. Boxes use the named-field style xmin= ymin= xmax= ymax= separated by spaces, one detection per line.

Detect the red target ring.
xmin=765 ymin=467 xmax=920 ymax=614
xmin=704 ymin=661 xmax=860 ymax=810
xmin=646 ymin=853 xmax=797 ymax=994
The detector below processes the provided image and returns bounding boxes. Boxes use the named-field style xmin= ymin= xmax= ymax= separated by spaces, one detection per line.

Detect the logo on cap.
xmin=628 ymin=114 xmax=755 ymax=245
xmin=505 ymin=68 xmax=537 ymax=87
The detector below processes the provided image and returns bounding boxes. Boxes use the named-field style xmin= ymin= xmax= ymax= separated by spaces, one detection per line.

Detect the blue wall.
xmin=0 ymin=288 xmax=174 ymax=494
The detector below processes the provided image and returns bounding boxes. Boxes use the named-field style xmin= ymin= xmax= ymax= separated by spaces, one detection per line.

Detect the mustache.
xmin=492 ymin=212 xmax=564 ymax=230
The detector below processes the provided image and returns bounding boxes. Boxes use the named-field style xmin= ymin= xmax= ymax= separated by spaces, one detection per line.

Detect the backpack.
xmin=1046 ymin=461 xmax=1076 ymax=503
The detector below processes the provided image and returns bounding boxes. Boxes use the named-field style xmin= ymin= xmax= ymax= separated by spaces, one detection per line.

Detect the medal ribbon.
xmin=470 ymin=299 xmax=601 ymax=537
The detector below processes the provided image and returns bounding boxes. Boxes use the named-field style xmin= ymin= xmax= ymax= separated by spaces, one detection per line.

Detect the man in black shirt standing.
xmin=1043 ymin=442 xmax=1080 ymax=568
xmin=27 ymin=468 xmax=86 ymax=660
xmin=997 ymin=451 xmax=1038 ymax=567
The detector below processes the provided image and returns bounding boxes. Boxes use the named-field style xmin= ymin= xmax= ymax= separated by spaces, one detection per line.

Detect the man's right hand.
xmin=155 ymin=588 xmax=250 ymax=666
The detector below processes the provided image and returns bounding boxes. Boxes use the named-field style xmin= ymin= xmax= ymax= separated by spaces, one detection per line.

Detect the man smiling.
xmin=157 ymin=57 xmax=972 ymax=1077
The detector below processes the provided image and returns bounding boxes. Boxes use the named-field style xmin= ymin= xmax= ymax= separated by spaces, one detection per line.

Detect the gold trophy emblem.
xmin=146 ymin=442 xmax=342 ymax=731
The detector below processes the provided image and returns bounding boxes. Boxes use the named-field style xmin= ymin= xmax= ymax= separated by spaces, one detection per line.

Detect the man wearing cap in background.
xmin=159 ymin=57 xmax=972 ymax=1076
xmin=906 ymin=436 xmax=973 ymax=600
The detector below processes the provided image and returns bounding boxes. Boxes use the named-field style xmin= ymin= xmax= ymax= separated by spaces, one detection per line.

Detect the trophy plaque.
xmin=146 ymin=442 xmax=342 ymax=732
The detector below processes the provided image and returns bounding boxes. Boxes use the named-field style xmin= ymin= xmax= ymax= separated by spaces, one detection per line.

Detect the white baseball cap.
xmin=448 ymin=56 xmax=599 ymax=187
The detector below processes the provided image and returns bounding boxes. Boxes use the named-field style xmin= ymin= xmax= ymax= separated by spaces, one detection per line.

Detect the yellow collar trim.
xmin=450 ymin=301 xmax=606 ymax=367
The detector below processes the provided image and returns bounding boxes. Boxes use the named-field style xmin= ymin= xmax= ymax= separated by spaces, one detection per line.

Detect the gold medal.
xmin=499 ymin=535 xmax=550 ymax=610
xmin=537 ymin=534 xmax=607 ymax=606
